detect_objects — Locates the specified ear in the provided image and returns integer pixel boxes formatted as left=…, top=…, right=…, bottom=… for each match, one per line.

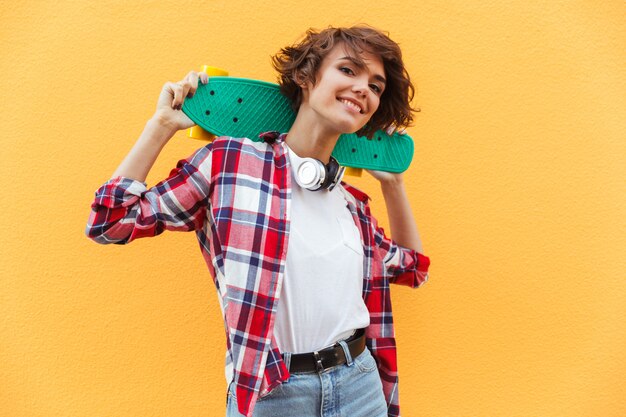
left=294, top=70, right=308, bottom=89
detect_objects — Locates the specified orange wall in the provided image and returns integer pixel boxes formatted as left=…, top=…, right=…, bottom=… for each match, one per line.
left=1, top=1, right=625, bottom=416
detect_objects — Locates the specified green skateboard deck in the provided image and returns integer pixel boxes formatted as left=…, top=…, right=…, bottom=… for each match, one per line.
left=182, top=76, right=414, bottom=173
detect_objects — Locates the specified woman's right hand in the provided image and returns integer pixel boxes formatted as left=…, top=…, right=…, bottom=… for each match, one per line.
left=153, top=70, right=209, bottom=132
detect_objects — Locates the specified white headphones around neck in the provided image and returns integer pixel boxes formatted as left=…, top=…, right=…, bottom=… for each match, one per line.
left=294, top=156, right=345, bottom=192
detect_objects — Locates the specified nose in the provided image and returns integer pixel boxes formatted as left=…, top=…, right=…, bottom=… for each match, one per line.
left=351, top=77, right=369, bottom=97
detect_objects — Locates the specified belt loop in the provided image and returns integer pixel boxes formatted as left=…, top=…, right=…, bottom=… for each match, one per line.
left=338, top=340, right=353, bottom=366
left=283, top=352, right=292, bottom=372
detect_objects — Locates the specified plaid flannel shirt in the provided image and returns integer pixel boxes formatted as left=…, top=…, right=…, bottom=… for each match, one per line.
left=86, top=132, right=430, bottom=417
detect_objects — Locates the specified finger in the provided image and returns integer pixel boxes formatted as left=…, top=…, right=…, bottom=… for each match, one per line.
left=192, top=72, right=209, bottom=87
left=166, top=81, right=180, bottom=108
left=179, top=80, right=192, bottom=99
left=385, top=126, right=395, bottom=135
left=172, top=80, right=193, bottom=110
left=172, top=81, right=185, bottom=110
left=398, top=128, right=407, bottom=135
left=188, top=73, right=210, bottom=103
left=185, top=71, right=200, bottom=96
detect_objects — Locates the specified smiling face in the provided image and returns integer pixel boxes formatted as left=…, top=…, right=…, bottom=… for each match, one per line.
left=299, top=43, right=387, bottom=135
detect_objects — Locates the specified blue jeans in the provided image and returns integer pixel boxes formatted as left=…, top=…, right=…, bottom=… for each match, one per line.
left=226, top=342, right=388, bottom=417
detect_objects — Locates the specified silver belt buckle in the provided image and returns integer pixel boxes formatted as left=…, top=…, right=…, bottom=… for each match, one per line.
left=313, top=350, right=324, bottom=372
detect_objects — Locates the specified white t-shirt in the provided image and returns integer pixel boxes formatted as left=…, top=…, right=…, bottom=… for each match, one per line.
left=272, top=145, right=370, bottom=354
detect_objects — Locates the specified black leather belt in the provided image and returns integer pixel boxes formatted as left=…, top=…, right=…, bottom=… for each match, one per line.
left=286, top=328, right=366, bottom=373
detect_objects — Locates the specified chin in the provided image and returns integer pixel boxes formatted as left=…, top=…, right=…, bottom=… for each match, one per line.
left=333, top=120, right=367, bottom=135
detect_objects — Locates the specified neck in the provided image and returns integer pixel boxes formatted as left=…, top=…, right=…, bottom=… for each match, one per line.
left=285, top=104, right=340, bottom=164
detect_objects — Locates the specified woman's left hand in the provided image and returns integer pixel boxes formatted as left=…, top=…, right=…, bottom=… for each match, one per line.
left=366, top=126, right=407, bottom=184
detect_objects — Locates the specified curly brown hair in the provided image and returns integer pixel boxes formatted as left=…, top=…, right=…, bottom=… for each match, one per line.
left=271, top=25, right=417, bottom=138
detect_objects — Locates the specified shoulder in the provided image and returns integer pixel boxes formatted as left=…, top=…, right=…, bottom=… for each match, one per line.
left=208, top=136, right=282, bottom=176
left=211, top=135, right=270, bottom=150
left=211, top=135, right=275, bottom=158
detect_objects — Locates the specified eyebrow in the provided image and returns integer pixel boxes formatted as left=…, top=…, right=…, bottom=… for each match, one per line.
left=338, top=56, right=387, bottom=86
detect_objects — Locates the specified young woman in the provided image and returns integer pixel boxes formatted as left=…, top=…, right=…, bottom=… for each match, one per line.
left=86, top=25, right=430, bottom=417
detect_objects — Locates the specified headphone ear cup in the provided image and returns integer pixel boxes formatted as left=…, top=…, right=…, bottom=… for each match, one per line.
left=320, top=157, right=337, bottom=190
left=295, top=157, right=325, bottom=191
left=321, top=157, right=344, bottom=191
left=294, top=156, right=344, bottom=191
left=327, top=157, right=339, bottom=179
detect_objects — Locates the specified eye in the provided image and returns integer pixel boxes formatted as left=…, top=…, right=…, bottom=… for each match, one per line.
left=339, top=66, right=355, bottom=75
left=369, top=84, right=382, bottom=94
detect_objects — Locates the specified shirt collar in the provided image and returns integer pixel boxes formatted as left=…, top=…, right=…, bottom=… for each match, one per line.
left=258, top=131, right=287, bottom=144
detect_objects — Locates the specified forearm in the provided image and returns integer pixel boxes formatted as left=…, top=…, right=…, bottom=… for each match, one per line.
left=380, top=178, right=424, bottom=254
left=111, top=115, right=177, bottom=182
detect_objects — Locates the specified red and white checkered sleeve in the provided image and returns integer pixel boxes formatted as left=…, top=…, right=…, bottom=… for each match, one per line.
left=368, top=205, right=430, bottom=288
left=85, top=143, right=213, bottom=244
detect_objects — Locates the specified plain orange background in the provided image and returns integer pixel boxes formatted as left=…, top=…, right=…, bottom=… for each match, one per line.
left=1, top=1, right=625, bottom=416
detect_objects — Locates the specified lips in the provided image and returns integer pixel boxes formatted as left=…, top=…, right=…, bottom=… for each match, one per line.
left=338, top=97, right=365, bottom=114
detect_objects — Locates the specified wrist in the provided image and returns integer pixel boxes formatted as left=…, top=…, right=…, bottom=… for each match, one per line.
left=147, top=113, right=178, bottom=144
left=380, top=175, right=404, bottom=188
left=380, top=177, right=406, bottom=198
